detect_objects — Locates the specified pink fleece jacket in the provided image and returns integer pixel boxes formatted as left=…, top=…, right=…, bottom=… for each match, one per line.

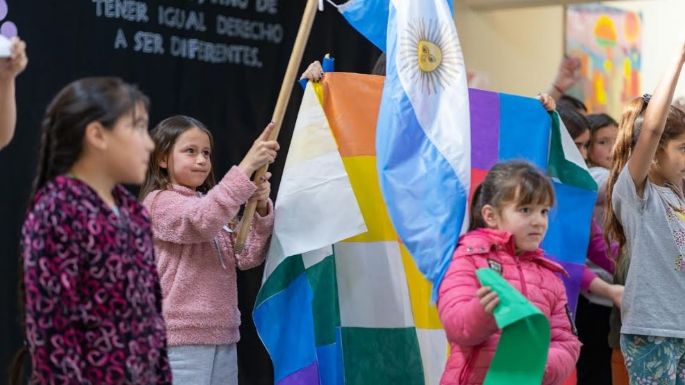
left=143, top=166, right=274, bottom=346
left=438, top=229, right=580, bottom=385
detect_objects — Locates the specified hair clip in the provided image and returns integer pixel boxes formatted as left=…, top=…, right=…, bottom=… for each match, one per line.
left=642, top=94, right=652, bottom=104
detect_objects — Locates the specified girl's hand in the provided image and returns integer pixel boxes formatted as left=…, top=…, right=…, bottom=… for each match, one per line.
left=239, top=123, right=280, bottom=176
left=538, top=93, right=556, bottom=112
left=476, top=286, right=500, bottom=314
left=252, top=172, right=272, bottom=215
left=0, top=37, right=27, bottom=80
left=607, top=284, right=624, bottom=309
left=300, top=60, right=324, bottom=82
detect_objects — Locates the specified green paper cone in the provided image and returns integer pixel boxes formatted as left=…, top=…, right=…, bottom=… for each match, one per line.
left=477, top=268, right=550, bottom=385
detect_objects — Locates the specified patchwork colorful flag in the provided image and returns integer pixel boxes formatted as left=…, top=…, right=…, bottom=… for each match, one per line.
left=255, top=77, right=448, bottom=385
left=254, top=72, right=596, bottom=384
left=469, top=89, right=598, bottom=313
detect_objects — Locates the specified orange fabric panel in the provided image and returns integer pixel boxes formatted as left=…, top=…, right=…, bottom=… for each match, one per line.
left=322, top=72, right=384, bottom=157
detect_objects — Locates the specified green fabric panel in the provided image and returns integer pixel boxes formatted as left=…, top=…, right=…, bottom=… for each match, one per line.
left=255, top=254, right=305, bottom=307
left=341, top=327, right=424, bottom=385
left=548, top=111, right=598, bottom=191
left=305, top=254, right=341, bottom=346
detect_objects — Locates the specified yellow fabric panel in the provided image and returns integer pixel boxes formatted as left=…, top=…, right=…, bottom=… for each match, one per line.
left=400, top=243, right=443, bottom=329
left=340, top=156, right=398, bottom=243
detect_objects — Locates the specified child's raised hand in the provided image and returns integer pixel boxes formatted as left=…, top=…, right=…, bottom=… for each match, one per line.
left=553, top=56, right=581, bottom=94
left=0, top=37, right=27, bottom=80
left=300, top=60, right=324, bottom=83
left=538, top=93, right=556, bottom=112
left=476, top=286, right=500, bottom=314
left=252, top=172, right=272, bottom=214
left=239, top=122, right=280, bottom=176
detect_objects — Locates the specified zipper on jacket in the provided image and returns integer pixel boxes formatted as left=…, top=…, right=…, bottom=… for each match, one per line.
left=515, top=258, right=528, bottom=296
left=213, top=237, right=228, bottom=270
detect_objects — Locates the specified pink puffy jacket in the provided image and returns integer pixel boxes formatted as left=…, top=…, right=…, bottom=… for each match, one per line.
left=437, top=229, right=580, bottom=385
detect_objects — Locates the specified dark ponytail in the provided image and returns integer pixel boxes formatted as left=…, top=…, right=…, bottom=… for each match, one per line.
left=10, top=77, right=149, bottom=385
left=31, top=77, right=149, bottom=195
left=468, top=184, right=486, bottom=231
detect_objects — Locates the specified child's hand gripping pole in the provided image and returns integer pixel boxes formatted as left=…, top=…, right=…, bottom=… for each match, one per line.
left=234, top=0, right=320, bottom=253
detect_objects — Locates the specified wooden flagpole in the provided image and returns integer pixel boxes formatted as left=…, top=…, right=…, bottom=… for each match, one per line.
left=234, top=0, right=319, bottom=253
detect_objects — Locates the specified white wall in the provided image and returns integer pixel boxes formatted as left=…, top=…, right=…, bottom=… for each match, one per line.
left=455, top=0, right=685, bottom=98
left=454, top=3, right=564, bottom=96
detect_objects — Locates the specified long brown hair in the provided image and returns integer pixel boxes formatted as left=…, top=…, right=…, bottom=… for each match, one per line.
left=604, top=96, right=685, bottom=257
left=11, top=77, right=149, bottom=385
left=469, top=161, right=555, bottom=231
left=139, top=115, right=216, bottom=199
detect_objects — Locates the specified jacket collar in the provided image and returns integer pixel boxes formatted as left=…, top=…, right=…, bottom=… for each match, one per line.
left=459, top=228, right=567, bottom=275
left=52, top=175, right=131, bottom=205
left=169, top=183, right=201, bottom=196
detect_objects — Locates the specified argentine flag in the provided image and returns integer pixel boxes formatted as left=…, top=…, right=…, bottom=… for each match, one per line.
left=376, top=0, right=470, bottom=298
left=336, top=0, right=454, bottom=51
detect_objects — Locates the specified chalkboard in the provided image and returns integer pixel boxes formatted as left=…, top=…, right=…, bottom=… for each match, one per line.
left=0, top=1, right=380, bottom=383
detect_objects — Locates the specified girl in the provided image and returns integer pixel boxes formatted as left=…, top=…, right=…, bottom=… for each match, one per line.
left=587, top=113, right=619, bottom=188
left=587, top=113, right=619, bottom=225
left=605, top=47, right=685, bottom=384
left=558, top=106, right=621, bottom=385
left=556, top=106, right=621, bottom=302
left=14, top=77, right=170, bottom=384
left=586, top=112, right=626, bottom=385
left=559, top=106, right=591, bottom=159
left=140, top=115, right=277, bottom=385
left=437, top=161, right=581, bottom=385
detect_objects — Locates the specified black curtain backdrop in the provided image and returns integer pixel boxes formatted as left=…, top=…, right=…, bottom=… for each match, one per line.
left=0, top=1, right=380, bottom=383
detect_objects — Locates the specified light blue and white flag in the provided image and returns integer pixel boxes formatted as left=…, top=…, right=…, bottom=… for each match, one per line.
left=334, top=0, right=453, bottom=52
left=376, top=0, right=470, bottom=299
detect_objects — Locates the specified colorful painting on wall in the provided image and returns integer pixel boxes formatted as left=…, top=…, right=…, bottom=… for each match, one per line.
left=566, top=4, right=642, bottom=118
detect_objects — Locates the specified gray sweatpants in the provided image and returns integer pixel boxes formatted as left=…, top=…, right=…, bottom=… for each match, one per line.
left=168, top=344, right=238, bottom=385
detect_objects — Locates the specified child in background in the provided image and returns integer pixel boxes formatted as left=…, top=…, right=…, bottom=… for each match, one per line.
left=587, top=113, right=619, bottom=189
left=558, top=106, right=591, bottom=158
left=586, top=112, right=627, bottom=385
left=605, top=46, right=685, bottom=384
left=557, top=107, right=622, bottom=304
left=14, top=77, right=170, bottom=385
left=587, top=113, right=619, bottom=238
left=558, top=106, right=622, bottom=385
left=438, top=161, right=581, bottom=385
left=140, top=115, right=278, bottom=385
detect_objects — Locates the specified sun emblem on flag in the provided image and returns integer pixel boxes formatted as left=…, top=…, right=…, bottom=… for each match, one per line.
left=399, top=17, right=462, bottom=95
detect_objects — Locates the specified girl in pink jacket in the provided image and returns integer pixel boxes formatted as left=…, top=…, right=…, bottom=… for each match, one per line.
left=437, top=161, right=581, bottom=385
left=140, top=115, right=279, bottom=385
